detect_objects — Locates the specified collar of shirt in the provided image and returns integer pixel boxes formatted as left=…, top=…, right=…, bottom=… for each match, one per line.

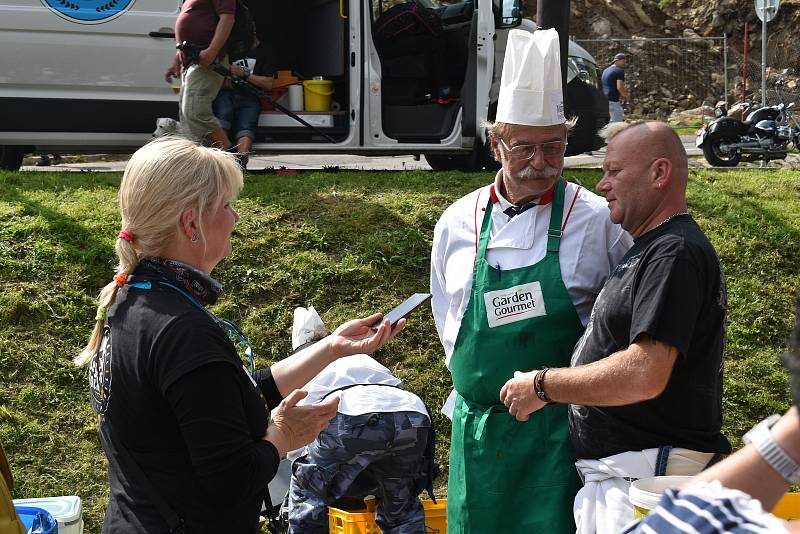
left=489, top=179, right=556, bottom=214
left=484, top=173, right=558, bottom=250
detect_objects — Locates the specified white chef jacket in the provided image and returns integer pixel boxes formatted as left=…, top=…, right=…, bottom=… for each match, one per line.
left=297, top=354, right=428, bottom=417
left=430, top=173, right=633, bottom=371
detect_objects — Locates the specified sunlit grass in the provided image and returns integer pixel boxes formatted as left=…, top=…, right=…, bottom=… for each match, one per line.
left=1, top=167, right=797, bottom=531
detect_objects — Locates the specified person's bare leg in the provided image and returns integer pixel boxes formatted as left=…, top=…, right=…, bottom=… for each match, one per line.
left=237, top=137, right=253, bottom=154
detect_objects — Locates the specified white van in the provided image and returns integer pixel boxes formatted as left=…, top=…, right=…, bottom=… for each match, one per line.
left=0, top=0, right=608, bottom=171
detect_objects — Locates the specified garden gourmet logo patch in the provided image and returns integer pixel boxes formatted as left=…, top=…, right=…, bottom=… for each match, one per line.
left=41, top=0, right=136, bottom=24
left=484, top=281, right=546, bottom=328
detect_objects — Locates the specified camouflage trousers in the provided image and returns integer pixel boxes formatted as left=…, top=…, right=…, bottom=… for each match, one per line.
left=288, top=411, right=430, bottom=534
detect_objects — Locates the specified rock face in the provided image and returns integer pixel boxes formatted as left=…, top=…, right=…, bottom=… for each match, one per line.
left=525, top=0, right=800, bottom=120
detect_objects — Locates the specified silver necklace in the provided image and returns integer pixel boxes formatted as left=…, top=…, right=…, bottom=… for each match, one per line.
left=651, top=211, right=690, bottom=232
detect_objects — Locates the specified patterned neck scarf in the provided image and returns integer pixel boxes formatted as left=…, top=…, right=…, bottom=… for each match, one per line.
left=136, top=257, right=223, bottom=306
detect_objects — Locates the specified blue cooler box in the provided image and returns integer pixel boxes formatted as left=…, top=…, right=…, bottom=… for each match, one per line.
left=13, top=506, right=57, bottom=533
left=13, top=496, right=82, bottom=534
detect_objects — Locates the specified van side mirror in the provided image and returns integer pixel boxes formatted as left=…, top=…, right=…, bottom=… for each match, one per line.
left=495, top=0, right=522, bottom=29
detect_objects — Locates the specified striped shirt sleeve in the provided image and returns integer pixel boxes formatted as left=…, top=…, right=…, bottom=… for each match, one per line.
left=621, top=481, right=789, bottom=534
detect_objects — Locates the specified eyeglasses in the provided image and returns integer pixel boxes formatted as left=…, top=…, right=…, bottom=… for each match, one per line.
left=499, top=138, right=566, bottom=161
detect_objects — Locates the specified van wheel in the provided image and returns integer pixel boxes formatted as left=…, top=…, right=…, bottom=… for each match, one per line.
left=0, top=146, right=26, bottom=170
left=424, top=138, right=498, bottom=172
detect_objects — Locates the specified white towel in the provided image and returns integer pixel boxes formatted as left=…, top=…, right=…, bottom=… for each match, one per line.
left=574, top=449, right=659, bottom=534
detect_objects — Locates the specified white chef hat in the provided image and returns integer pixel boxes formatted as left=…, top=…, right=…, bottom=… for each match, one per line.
left=496, top=28, right=565, bottom=127
left=291, top=305, right=328, bottom=351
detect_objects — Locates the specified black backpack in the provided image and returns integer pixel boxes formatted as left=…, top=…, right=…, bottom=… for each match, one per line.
left=374, top=2, right=443, bottom=47
left=227, top=0, right=257, bottom=59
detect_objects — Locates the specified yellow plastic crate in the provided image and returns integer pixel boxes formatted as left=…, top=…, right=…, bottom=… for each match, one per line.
left=328, top=498, right=446, bottom=534
left=773, top=492, right=800, bottom=521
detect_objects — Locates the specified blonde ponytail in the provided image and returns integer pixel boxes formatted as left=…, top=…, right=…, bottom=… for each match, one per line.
left=74, top=238, right=140, bottom=366
left=75, top=137, right=243, bottom=366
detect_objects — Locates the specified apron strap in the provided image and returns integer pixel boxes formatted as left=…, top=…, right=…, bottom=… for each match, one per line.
left=546, top=178, right=567, bottom=253
left=458, top=394, right=507, bottom=441
left=475, top=195, right=495, bottom=273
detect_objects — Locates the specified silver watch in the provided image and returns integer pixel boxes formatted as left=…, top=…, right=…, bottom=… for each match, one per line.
left=742, top=414, right=800, bottom=484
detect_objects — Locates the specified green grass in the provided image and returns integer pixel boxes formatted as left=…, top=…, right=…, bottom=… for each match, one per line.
left=674, top=126, right=702, bottom=136
left=1, top=168, right=798, bottom=532
left=671, top=120, right=704, bottom=136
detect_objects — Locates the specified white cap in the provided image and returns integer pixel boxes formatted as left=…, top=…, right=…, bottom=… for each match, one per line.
left=496, top=28, right=565, bottom=127
left=292, top=305, right=328, bottom=350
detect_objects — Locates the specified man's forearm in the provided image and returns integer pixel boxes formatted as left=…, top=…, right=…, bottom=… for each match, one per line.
left=547, top=340, right=677, bottom=406
left=247, top=74, right=273, bottom=91
left=618, top=82, right=629, bottom=100
left=206, top=13, right=234, bottom=56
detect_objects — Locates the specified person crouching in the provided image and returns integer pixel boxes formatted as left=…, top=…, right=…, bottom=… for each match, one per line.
left=288, top=306, right=434, bottom=534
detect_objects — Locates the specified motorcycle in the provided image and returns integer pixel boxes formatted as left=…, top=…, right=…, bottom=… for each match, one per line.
left=696, top=69, right=800, bottom=167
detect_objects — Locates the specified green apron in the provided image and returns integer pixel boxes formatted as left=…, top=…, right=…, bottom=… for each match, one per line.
left=447, top=178, right=583, bottom=533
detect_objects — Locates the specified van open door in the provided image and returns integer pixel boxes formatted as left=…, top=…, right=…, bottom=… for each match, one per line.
left=246, top=0, right=359, bottom=149
left=364, top=0, right=510, bottom=169
left=422, top=0, right=520, bottom=171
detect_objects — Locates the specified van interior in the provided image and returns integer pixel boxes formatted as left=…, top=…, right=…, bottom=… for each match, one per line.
left=243, top=0, right=351, bottom=143
left=371, top=0, right=473, bottom=142
left=243, top=0, right=475, bottom=145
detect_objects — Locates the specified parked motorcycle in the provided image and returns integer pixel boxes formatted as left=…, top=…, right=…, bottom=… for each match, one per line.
left=696, top=69, right=800, bottom=167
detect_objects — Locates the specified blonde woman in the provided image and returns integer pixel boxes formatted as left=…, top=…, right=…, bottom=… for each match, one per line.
left=77, top=137, right=403, bottom=534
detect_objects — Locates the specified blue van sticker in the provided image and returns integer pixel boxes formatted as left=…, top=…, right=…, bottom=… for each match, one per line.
left=41, top=0, right=136, bottom=24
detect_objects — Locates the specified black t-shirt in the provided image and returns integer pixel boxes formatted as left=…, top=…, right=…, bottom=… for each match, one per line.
left=231, top=42, right=277, bottom=77
left=90, top=281, right=283, bottom=533
left=601, top=65, right=625, bottom=102
left=568, top=215, right=732, bottom=460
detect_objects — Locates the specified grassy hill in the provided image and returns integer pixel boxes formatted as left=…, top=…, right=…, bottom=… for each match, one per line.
left=1, top=168, right=798, bottom=532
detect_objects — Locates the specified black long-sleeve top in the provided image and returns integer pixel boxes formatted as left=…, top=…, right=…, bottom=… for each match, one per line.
left=91, top=282, right=284, bottom=533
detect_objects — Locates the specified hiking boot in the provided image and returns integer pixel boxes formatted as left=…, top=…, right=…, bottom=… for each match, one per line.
left=35, top=155, right=51, bottom=166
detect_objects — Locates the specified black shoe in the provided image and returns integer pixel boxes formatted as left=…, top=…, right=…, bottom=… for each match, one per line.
left=35, top=155, right=51, bottom=167
left=235, top=152, right=249, bottom=171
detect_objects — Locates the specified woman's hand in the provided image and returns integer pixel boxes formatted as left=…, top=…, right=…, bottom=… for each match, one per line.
left=264, top=389, right=339, bottom=456
left=326, top=313, right=405, bottom=359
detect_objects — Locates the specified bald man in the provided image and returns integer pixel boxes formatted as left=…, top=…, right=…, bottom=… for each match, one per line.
left=499, top=121, right=731, bottom=534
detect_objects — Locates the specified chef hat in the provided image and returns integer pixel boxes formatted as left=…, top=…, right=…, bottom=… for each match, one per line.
left=496, top=28, right=565, bottom=127
left=292, top=305, right=328, bottom=351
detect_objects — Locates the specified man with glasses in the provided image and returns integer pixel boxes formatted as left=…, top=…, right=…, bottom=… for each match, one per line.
left=429, top=29, right=632, bottom=533
left=500, top=121, right=731, bottom=534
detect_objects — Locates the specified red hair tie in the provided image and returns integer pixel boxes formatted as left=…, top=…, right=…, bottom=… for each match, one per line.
left=113, top=273, right=128, bottom=288
left=118, top=230, right=134, bottom=242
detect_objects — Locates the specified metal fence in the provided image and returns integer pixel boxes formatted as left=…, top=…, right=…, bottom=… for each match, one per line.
left=727, top=25, right=800, bottom=111
left=575, top=36, right=727, bottom=121
left=575, top=34, right=800, bottom=122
